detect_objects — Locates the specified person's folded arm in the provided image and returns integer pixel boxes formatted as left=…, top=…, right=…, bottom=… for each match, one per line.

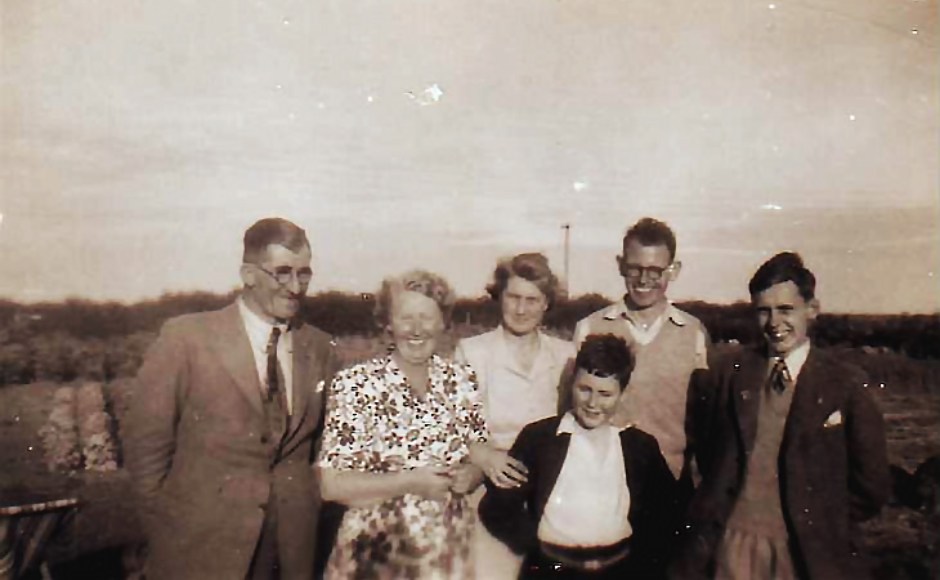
left=477, top=424, right=538, bottom=555
left=320, top=466, right=451, bottom=508
left=468, top=443, right=529, bottom=489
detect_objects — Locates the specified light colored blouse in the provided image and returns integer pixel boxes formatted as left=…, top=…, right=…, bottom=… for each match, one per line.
left=455, top=327, right=575, bottom=450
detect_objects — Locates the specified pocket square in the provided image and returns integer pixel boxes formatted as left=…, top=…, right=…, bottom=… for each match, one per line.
left=824, top=410, right=843, bottom=428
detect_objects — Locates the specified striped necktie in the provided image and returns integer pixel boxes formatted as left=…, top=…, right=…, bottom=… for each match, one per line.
left=767, top=356, right=792, bottom=394
left=266, top=327, right=289, bottom=416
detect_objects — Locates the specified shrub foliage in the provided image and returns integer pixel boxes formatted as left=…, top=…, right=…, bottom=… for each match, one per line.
left=0, top=292, right=937, bottom=387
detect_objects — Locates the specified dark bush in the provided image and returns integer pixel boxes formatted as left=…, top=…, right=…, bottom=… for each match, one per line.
left=0, top=292, right=937, bottom=386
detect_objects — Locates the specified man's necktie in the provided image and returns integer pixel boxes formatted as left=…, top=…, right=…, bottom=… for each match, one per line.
left=768, top=356, right=792, bottom=394
left=266, top=327, right=289, bottom=418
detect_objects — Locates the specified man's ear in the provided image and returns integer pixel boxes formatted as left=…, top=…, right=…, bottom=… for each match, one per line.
left=807, top=298, right=820, bottom=321
left=239, top=264, right=256, bottom=288
left=667, top=260, right=683, bottom=281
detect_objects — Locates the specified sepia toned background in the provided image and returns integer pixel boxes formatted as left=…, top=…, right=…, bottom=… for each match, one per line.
left=2, top=0, right=937, bottom=314
left=1, top=2, right=939, bottom=578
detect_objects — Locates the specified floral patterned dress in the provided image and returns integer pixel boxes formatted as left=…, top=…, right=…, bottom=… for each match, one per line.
left=318, top=354, right=488, bottom=580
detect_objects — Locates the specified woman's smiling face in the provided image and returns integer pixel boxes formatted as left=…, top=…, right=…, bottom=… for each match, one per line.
left=388, top=290, right=444, bottom=366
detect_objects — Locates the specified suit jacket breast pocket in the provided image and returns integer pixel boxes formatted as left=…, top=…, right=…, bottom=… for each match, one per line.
left=811, top=418, right=848, bottom=472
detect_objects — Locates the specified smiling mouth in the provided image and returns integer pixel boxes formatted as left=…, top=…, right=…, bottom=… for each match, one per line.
left=768, top=329, right=790, bottom=341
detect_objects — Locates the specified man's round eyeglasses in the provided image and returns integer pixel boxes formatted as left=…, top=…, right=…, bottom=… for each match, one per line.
left=621, top=263, right=673, bottom=282
left=255, top=265, right=313, bottom=286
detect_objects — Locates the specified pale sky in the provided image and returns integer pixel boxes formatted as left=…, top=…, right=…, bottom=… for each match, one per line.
left=2, top=0, right=938, bottom=314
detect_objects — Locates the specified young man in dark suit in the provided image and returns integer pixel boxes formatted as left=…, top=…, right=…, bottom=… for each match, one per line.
left=125, top=218, right=339, bottom=580
left=672, top=252, right=890, bottom=580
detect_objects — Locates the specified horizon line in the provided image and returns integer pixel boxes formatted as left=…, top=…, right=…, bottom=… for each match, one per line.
left=1, top=290, right=937, bottom=317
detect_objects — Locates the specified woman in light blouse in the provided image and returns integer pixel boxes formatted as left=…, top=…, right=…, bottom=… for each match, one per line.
left=455, top=253, right=575, bottom=579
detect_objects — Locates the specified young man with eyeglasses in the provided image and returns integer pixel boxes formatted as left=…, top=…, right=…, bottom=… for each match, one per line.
left=573, top=217, right=710, bottom=487
left=125, top=217, right=339, bottom=580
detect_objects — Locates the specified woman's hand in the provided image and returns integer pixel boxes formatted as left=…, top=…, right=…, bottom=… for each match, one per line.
left=481, top=448, right=529, bottom=489
left=447, top=463, right=484, bottom=495
left=409, top=466, right=453, bottom=501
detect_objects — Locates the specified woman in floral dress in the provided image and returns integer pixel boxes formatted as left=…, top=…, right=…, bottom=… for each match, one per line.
left=318, top=270, right=488, bottom=580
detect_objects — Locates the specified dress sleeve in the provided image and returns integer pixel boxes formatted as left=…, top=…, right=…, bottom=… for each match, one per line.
left=453, top=362, right=489, bottom=446
left=317, top=365, right=373, bottom=471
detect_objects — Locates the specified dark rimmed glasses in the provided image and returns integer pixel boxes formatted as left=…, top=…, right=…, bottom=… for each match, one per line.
left=255, top=265, right=314, bottom=286
left=619, top=263, right=675, bottom=282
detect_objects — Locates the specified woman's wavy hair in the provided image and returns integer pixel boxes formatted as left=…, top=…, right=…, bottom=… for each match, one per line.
left=373, top=269, right=457, bottom=328
left=485, top=252, right=562, bottom=310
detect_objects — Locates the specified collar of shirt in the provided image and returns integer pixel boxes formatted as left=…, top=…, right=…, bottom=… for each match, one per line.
left=556, top=411, right=630, bottom=436
left=600, top=299, right=687, bottom=345
left=601, top=298, right=688, bottom=328
left=237, top=297, right=292, bottom=355
left=775, top=340, right=811, bottom=383
left=494, top=326, right=563, bottom=378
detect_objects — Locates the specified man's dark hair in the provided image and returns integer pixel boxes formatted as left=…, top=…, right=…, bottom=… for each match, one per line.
left=242, top=218, right=309, bottom=263
left=748, top=252, right=816, bottom=301
left=575, top=334, right=635, bottom=390
left=622, top=217, right=677, bottom=261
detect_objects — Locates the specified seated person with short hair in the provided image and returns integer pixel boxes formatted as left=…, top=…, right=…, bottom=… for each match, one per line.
left=479, top=334, right=677, bottom=579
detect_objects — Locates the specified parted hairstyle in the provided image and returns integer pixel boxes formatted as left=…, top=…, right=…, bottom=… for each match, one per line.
left=242, top=218, right=309, bottom=263
left=622, top=217, right=678, bottom=261
left=748, top=252, right=816, bottom=301
left=374, top=269, right=457, bottom=328
left=575, top=334, right=635, bottom=390
left=485, top=252, right=562, bottom=309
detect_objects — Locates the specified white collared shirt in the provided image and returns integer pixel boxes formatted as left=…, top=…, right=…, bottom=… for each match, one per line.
left=777, top=340, right=811, bottom=384
left=238, top=298, right=294, bottom=414
left=574, top=300, right=708, bottom=368
left=537, top=413, right=633, bottom=547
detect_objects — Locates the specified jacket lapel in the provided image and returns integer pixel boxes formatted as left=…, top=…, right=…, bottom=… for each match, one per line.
left=781, top=346, right=824, bottom=456
left=287, top=325, right=314, bottom=433
left=732, top=349, right=766, bottom=454
left=211, top=303, right=264, bottom=415
left=537, top=428, right=572, bottom=515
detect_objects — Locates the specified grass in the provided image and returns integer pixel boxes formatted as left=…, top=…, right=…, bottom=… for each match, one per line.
left=2, top=345, right=938, bottom=578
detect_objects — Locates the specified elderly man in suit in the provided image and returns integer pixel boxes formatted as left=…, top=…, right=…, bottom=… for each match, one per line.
left=671, top=252, right=890, bottom=580
left=125, top=218, right=339, bottom=580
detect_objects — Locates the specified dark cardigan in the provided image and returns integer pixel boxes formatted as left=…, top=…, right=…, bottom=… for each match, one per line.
left=479, top=416, right=679, bottom=578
